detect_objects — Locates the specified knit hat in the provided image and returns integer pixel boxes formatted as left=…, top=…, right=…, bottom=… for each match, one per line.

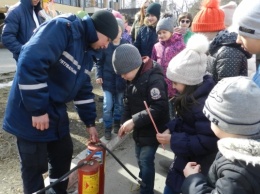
left=112, top=10, right=123, bottom=19
left=116, top=18, right=125, bottom=33
left=156, top=16, right=174, bottom=33
left=233, top=0, right=260, bottom=39
left=220, top=1, right=237, bottom=28
left=203, top=76, right=260, bottom=137
left=166, top=33, right=209, bottom=85
left=192, top=0, right=225, bottom=32
left=91, top=10, right=118, bottom=40
left=112, top=44, right=142, bottom=75
left=146, top=3, right=161, bottom=20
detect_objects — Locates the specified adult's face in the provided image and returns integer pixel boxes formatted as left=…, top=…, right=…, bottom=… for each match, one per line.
left=31, top=0, right=40, bottom=6
left=90, top=32, right=111, bottom=50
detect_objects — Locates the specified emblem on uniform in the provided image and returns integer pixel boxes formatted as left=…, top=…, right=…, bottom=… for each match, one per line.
left=150, top=88, right=161, bottom=100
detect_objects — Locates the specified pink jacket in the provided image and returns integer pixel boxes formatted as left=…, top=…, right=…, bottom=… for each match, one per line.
left=151, top=33, right=185, bottom=97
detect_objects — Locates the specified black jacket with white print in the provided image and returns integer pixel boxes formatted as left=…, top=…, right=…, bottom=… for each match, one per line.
left=121, top=57, right=169, bottom=146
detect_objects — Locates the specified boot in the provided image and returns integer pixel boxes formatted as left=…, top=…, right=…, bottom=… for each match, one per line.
left=105, top=128, right=112, bottom=140
left=113, top=120, right=120, bottom=134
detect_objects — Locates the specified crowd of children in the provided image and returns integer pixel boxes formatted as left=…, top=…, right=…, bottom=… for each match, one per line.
left=2, top=0, right=260, bottom=193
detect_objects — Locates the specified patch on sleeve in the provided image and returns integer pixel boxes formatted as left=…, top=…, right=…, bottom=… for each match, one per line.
left=150, top=88, right=161, bottom=100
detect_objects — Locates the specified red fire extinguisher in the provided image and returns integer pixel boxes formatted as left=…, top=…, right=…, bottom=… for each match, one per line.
left=78, top=142, right=106, bottom=194
left=78, top=158, right=100, bottom=194
left=87, top=142, right=106, bottom=194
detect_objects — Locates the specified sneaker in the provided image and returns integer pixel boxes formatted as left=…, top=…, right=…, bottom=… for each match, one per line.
left=105, top=128, right=112, bottom=140
left=159, top=159, right=172, bottom=172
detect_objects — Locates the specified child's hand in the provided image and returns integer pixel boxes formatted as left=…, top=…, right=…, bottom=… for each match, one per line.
left=118, top=119, right=134, bottom=138
left=183, top=162, right=201, bottom=177
left=156, top=133, right=171, bottom=144
left=96, top=78, right=103, bottom=85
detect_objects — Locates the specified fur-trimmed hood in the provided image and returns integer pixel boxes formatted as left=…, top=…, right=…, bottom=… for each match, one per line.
left=218, top=138, right=260, bottom=166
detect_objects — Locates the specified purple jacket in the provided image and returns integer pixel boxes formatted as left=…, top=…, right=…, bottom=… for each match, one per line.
left=151, top=33, right=185, bottom=97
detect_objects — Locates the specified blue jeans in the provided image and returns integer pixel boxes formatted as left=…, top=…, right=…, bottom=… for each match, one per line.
left=164, top=185, right=181, bottom=194
left=135, top=144, right=158, bottom=194
left=103, top=90, right=124, bottom=129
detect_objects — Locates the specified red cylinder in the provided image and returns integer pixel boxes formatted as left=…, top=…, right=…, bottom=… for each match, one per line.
left=78, top=159, right=100, bottom=194
left=87, top=143, right=106, bottom=194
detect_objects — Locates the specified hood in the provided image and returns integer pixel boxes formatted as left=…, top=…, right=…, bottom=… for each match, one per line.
left=189, top=75, right=215, bottom=101
left=218, top=138, right=260, bottom=166
left=21, top=0, right=41, bottom=13
left=209, top=30, right=251, bottom=58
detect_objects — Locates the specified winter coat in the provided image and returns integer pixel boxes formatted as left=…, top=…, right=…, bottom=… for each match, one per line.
left=151, top=33, right=185, bottom=97
left=2, top=0, right=42, bottom=61
left=96, top=39, right=128, bottom=94
left=182, top=138, right=260, bottom=194
left=207, top=30, right=251, bottom=83
left=3, top=15, right=98, bottom=142
left=134, top=24, right=158, bottom=57
left=165, top=75, right=218, bottom=192
left=122, top=57, right=169, bottom=146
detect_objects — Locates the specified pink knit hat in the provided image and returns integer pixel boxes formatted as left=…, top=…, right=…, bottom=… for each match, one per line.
left=220, top=1, right=237, bottom=27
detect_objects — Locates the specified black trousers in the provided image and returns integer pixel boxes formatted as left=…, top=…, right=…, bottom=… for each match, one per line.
left=16, top=134, right=73, bottom=194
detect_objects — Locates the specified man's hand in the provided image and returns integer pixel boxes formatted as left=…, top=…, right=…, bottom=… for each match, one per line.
left=118, top=119, right=134, bottom=138
left=183, top=162, right=201, bottom=177
left=156, top=133, right=171, bottom=144
left=32, top=113, right=49, bottom=131
left=87, top=126, right=98, bottom=142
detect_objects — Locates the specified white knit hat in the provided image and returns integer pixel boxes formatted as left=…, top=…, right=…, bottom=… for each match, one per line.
left=166, top=33, right=209, bottom=85
left=220, top=1, right=237, bottom=28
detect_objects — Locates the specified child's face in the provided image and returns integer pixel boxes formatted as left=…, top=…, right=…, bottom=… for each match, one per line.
left=236, top=34, right=260, bottom=54
left=121, top=68, right=139, bottom=81
left=147, top=14, right=158, bottom=26
left=211, top=123, right=242, bottom=139
left=113, top=25, right=122, bottom=42
left=158, top=30, right=172, bottom=42
left=172, top=82, right=185, bottom=93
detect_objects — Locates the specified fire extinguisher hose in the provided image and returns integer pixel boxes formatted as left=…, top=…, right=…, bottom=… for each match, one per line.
left=32, top=151, right=96, bottom=194
left=98, top=143, right=146, bottom=188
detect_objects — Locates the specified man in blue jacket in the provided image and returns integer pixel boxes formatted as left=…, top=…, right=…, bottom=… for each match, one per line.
left=2, top=10, right=118, bottom=194
left=2, top=0, right=43, bottom=61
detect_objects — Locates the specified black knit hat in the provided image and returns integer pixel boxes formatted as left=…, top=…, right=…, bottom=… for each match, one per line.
left=146, top=3, right=161, bottom=20
left=91, top=10, right=118, bottom=41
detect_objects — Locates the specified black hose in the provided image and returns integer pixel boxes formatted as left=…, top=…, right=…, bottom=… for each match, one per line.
left=99, top=143, right=146, bottom=188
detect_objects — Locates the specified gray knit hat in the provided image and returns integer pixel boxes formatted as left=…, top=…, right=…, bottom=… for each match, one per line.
left=116, top=18, right=125, bottom=33
left=166, top=33, right=209, bottom=85
left=203, top=76, right=260, bottom=137
left=156, top=16, right=174, bottom=33
left=233, top=0, right=260, bottom=39
left=112, top=44, right=142, bottom=75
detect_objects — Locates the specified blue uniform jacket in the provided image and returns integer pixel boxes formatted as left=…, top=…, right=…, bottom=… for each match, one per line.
left=3, top=14, right=98, bottom=142
left=2, top=0, right=42, bottom=61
